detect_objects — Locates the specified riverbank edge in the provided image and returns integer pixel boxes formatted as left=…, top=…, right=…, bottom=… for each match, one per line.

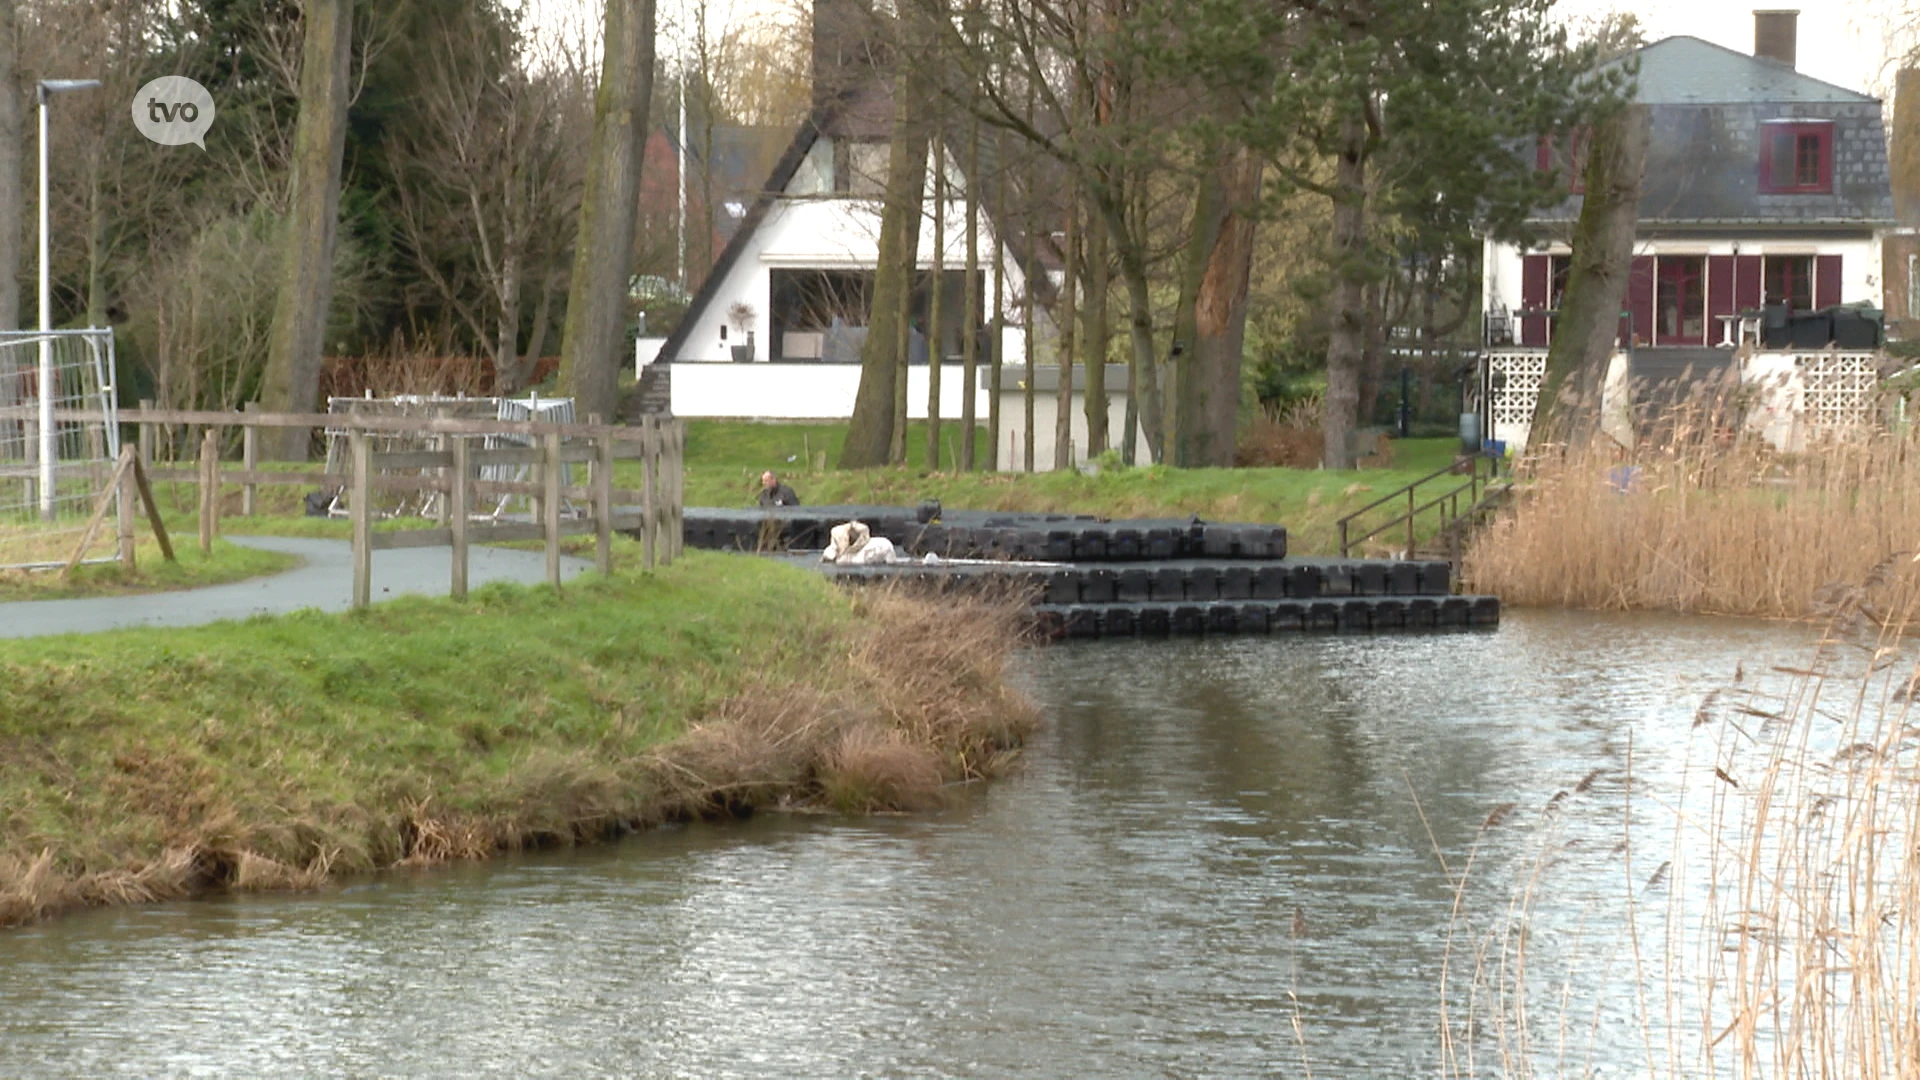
left=0, top=551, right=1040, bottom=928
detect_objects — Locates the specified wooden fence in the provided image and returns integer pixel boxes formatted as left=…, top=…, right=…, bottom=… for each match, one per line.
left=91, top=406, right=685, bottom=608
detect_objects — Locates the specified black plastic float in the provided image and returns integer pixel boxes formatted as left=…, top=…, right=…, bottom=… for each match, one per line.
left=663, top=506, right=1501, bottom=638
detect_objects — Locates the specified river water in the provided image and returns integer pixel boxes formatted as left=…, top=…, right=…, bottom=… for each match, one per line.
left=0, top=611, right=1834, bottom=1078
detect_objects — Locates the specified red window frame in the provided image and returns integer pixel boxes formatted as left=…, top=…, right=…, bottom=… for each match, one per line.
left=1535, top=128, right=1592, bottom=194
left=1759, top=121, right=1833, bottom=195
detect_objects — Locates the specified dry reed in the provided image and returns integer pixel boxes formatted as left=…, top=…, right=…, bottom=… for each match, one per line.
left=1427, top=564, right=1920, bottom=1078
left=1464, top=400, right=1920, bottom=620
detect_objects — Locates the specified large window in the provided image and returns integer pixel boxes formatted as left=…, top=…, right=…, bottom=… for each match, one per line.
left=1759, top=121, right=1833, bottom=194
left=1764, top=255, right=1814, bottom=310
left=1656, top=256, right=1706, bottom=345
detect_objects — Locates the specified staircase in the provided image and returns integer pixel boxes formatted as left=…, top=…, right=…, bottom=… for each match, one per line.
left=624, top=363, right=673, bottom=422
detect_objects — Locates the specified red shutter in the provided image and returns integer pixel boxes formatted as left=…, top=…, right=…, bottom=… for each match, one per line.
left=1707, top=255, right=1735, bottom=342
left=1733, top=255, right=1764, bottom=311
left=1520, top=254, right=1550, bottom=347
left=1624, top=257, right=1656, bottom=347
left=1815, top=254, right=1843, bottom=308
left=1535, top=136, right=1551, bottom=173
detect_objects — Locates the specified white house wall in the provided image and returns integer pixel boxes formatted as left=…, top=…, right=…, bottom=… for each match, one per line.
left=672, top=142, right=1046, bottom=366
left=1484, top=235, right=1884, bottom=318
left=995, top=391, right=1154, bottom=471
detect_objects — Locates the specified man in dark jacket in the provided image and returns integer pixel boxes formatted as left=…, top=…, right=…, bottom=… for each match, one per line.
left=758, top=471, right=800, bottom=507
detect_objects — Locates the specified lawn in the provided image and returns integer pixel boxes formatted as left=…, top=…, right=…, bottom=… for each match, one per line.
left=677, top=420, right=1474, bottom=555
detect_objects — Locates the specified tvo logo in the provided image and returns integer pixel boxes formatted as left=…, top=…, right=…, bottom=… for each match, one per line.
left=131, top=76, right=214, bottom=149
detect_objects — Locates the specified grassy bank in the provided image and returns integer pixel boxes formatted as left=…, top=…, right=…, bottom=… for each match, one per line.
left=1463, top=424, right=1920, bottom=619
left=0, top=551, right=1037, bottom=926
left=0, top=539, right=298, bottom=601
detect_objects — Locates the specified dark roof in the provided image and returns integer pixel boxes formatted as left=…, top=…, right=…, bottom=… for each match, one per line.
left=1528, top=38, right=1895, bottom=230
left=1614, top=37, right=1877, bottom=106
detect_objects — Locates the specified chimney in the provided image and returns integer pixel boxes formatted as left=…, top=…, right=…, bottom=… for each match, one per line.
left=1895, top=69, right=1920, bottom=224
left=1754, top=10, right=1798, bottom=69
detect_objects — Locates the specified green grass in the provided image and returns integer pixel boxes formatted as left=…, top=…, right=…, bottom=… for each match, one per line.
left=0, top=548, right=857, bottom=909
left=678, top=422, right=1471, bottom=554
left=0, top=539, right=299, bottom=602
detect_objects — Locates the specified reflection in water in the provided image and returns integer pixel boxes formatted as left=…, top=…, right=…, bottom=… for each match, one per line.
left=0, top=611, right=1818, bottom=1078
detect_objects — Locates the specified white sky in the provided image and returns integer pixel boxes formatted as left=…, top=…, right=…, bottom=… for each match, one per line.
left=1556, top=0, right=1913, bottom=97
left=521, top=0, right=1916, bottom=100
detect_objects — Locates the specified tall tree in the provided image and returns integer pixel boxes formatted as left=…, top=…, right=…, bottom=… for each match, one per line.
left=1169, top=0, right=1609, bottom=467
left=0, top=0, right=18, bottom=331
left=558, top=0, right=656, bottom=423
left=841, top=8, right=931, bottom=468
left=1168, top=135, right=1262, bottom=467
left=259, top=0, right=353, bottom=458
left=1535, top=103, right=1650, bottom=446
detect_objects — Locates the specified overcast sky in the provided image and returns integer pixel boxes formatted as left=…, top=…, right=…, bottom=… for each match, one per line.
left=1557, top=0, right=1912, bottom=96
left=519, top=0, right=1915, bottom=100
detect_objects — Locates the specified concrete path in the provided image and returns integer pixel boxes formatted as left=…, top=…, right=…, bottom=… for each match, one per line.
left=0, top=536, right=593, bottom=640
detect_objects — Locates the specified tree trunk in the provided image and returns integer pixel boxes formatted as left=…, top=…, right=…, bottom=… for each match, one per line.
left=1536, top=104, right=1650, bottom=447
left=987, top=164, right=1004, bottom=471
left=494, top=252, right=522, bottom=394
left=558, top=0, right=656, bottom=425
left=258, top=0, right=353, bottom=459
left=1082, top=206, right=1109, bottom=458
left=0, top=0, right=17, bottom=331
left=1322, top=113, right=1368, bottom=470
left=1102, top=192, right=1165, bottom=465
left=1021, top=201, right=1035, bottom=473
left=1170, top=144, right=1262, bottom=468
left=841, top=56, right=930, bottom=468
left=85, top=151, right=105, bottom=328
left=1053, top=195, right=1076, bottom=470
left=1357, top=281, right=1387, bottom=430
left=925, top=140, right=944, bottom=469
left=515, top=271, right=556, bottom=392
left=960, top=112, right=979, bottom=471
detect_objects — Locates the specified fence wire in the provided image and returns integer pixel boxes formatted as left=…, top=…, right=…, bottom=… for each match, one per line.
left=0, top=330, right=120, bottom=570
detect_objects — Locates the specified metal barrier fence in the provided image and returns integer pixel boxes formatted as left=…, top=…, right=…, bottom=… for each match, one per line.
left=0, top=329, right=120, bottom=570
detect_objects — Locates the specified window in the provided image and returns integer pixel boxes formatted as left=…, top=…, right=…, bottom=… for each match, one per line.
left=1549, top=254, right=1572, bottom=310
left=834, top=139, right=889, bottom=196
left=1764, top=255, right=1813, bottom=310
left=1759, top=121, right=1833, bottom=194
left=1535, top=129, right=1591, bottom=194
left=1656, top=256, right=1706, bottom=345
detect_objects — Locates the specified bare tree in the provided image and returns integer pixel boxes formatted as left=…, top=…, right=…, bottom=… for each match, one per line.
left=391, top=11, right=586, bottom=392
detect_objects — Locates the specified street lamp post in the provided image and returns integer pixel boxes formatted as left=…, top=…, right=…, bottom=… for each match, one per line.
left=36, top=77, right=101, bottom=520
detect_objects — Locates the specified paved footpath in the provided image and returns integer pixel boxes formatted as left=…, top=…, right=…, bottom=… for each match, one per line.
left=0, top=536, right=593, bottom=640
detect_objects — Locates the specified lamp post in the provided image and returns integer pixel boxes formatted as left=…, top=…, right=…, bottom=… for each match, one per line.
left=36, top=77, right=101, bottom=520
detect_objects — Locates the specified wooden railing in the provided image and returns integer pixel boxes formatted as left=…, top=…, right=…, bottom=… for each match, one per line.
left=69, top=406, right=686, bottom=608
left=1336, top=453, right=1505, bottom=560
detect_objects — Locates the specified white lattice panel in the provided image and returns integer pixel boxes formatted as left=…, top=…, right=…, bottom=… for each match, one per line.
left=1488, top=350, right=1547, bottom=431
left=1797, top=351, right=1877, bottom=433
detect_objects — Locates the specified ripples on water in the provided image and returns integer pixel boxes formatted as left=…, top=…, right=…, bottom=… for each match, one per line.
left=0, top=611, right=1826, bottom=1078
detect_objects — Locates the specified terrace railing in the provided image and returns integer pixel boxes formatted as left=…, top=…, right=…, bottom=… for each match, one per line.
left=1336, top=453, right=1507, bottom=561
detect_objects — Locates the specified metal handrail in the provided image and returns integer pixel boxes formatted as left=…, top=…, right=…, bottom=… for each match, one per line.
left=1337, top=453, right=1500, bottom=558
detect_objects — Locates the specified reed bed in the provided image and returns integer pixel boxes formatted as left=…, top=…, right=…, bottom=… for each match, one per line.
left=1428, top=567, right=1920, bottom=1078
left=1463, top=405, right=1920, bottom=619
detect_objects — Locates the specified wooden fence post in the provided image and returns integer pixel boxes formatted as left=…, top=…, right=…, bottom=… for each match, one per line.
left=242, top=402, right=259, bottom=516
left=137, top=399, right=154, bottom=468
left=131, top=457, right=175, bottom=563
left=593, top=427, right=613, bottom=577
left=450, top=435, right=470, bottom=600
left=351, top=430, right=371, bottom=609
left=117, top=444, right=136, bottom=570
left=198, top=427, right=218, bottom=554
left=640, top=417, right=657, bottom=571
left=543, top=429, right=562, bottom=589
left=668, top=421, right=685, bottom=561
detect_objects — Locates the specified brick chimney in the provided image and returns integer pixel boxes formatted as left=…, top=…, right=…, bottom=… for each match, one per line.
left=1754, top=10, right=1798, bottom=69
left=1895, top=69, right=1920, bottom=224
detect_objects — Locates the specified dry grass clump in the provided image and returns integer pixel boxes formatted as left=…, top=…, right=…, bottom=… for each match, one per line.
left=1463, top=404, right=1920, bottom=619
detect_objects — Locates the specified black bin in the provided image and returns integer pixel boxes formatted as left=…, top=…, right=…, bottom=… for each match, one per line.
left=1789, top=311, right=1833, bottom=349
left=1832, top=307, right=1884, bottom=349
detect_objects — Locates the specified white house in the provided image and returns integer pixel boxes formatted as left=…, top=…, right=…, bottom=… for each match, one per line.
left=1478, top=12, right=1894, bottom=452
left=646, top=0, right=1149, bottom=469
